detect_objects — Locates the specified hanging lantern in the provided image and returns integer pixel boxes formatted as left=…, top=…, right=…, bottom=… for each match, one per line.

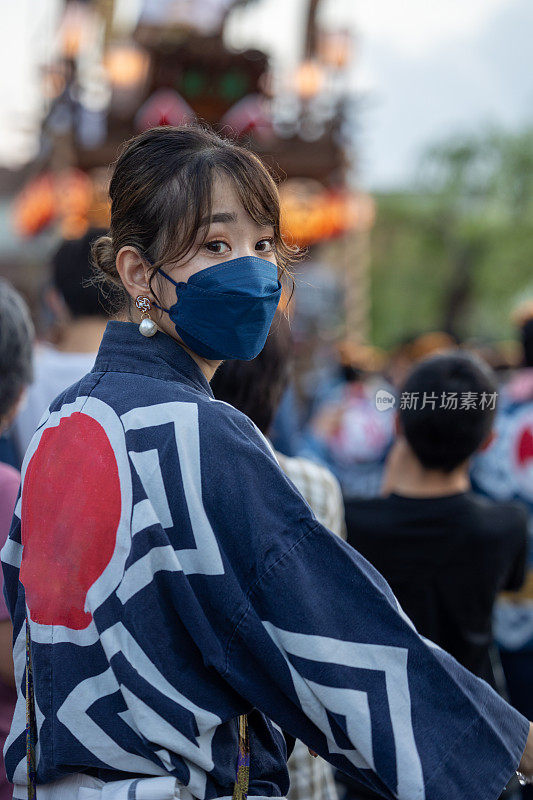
left=318, top=30, right=353, bottom=70
left=104, top=43, right=150, bottom=91
left=219, top=94, right=273, bottom=142
left=292, top=60, right=325, bottom=100
left=135, top=89, right=196, bottom=131
left=12, top=170, right=93, bottom=239
left=279, top=179, right=375, bottom=247
left=57, top=1, right=98, bottom=60
left=13, top=174, right=55, bottom=238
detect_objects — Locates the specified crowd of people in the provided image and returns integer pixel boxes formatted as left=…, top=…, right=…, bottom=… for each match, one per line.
left=0, top=125, right=532, bottom=800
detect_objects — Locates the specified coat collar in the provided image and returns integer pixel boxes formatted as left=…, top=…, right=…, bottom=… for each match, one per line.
left=93, top=321, right=213, bottom=397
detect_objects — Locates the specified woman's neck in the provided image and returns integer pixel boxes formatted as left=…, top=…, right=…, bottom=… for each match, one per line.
left=178, top=342, right=221, bottom=383
left=119, top=315, right=221, bottom=382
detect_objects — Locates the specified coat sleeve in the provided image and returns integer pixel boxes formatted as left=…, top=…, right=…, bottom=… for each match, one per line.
left=198, top=401, right=530, bottom=800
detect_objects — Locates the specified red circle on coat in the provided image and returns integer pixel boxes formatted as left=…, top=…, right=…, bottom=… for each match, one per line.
left=20, top=412, right=121, bottom=629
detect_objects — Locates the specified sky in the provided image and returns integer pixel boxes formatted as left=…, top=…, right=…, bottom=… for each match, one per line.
left=226, top=0, right=533, bottom=189
left=0, top=0, right=62, bottom=168
left=2, top=0, right=533, bottom=189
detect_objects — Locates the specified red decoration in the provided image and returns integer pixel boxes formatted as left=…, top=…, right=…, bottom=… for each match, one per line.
left=135, top=89, right=195, bottom=132
left=21, top=413, right=121, bottom=630
left=517, top=427, right=533, bottom=467
left=219, top=94, right=273, bottom=142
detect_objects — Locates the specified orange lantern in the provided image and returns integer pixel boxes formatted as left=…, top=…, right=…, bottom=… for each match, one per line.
left=293, top=60, right=325, bottom=100
left=12, top=169, right=93, bottom=239
left=279, top=179, right=375, bottom=247
left=13, top=174, right=55, bottom=237
left=104, top=43, right=150, bottom=91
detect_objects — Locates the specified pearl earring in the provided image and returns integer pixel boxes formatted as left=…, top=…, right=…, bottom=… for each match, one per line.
left=135, top=295, right=157, bottom=337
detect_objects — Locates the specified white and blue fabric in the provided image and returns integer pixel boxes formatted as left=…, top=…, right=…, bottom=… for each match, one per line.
left=2, top=322, right=529, bottom=800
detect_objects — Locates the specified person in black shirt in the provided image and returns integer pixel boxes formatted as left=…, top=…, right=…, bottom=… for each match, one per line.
left=340, top=351, right=529, bottom=800
left=345, top=351, right=528, bottom=689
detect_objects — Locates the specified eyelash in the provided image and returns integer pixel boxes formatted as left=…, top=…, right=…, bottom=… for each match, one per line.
left=204, top=238, right=275, bottom=254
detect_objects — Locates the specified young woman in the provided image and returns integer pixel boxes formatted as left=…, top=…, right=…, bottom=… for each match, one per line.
left=2, top=126, right=532, bottom=800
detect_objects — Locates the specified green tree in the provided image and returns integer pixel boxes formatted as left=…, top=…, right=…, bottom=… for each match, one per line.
left=370, top=128, right=533, bottom=348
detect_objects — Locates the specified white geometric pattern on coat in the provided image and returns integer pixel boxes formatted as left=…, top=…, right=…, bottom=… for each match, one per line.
left=263, top=623, right=425, bottom=800
left=121, top=402, right=224, bottom=576
left=56, top=622, right=221, bottom=799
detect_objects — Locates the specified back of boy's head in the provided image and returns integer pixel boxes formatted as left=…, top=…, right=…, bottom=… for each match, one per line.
left=398, top=350, right=497, bottom=472
left=52, top=228, right=108, bottom=318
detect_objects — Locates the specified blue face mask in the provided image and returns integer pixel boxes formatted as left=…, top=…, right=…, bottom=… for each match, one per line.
left=155, top=256, right=282, bottom=361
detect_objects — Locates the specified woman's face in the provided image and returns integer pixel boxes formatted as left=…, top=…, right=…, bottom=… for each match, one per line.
left=152, top=172, right=277, bottom=348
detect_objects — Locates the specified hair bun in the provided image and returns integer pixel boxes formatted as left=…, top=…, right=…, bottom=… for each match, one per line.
left=91, top=235, right=121, bottom=286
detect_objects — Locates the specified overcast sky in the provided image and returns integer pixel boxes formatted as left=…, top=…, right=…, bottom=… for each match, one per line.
left=226, top=0, right=533, bottom=189
left=2, top=0, right=533, bottom=189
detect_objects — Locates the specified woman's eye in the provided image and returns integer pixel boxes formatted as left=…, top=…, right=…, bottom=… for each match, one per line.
left=256, top=238, right=275, bottom=253
left=205, top=240, right=230, bottom=254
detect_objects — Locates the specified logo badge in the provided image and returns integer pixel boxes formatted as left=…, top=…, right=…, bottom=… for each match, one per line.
left=375, top=389, right=396, bottom=412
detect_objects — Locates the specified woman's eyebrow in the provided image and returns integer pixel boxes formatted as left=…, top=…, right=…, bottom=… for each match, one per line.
left=200, top=212, right=238, bottom=227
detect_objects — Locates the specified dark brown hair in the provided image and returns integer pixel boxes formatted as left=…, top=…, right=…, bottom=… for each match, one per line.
left=399, top=351, right=497, bottom=472
left=53, top=227, right=109, bottom=318
left=92, top=125, right=299, bottom=310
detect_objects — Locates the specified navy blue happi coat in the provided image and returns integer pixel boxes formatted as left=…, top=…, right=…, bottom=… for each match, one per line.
left=2, top=322, right=529, bottom=800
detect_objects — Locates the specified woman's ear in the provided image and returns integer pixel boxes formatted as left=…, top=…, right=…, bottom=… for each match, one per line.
left=116, top=247, right=152, bottom=302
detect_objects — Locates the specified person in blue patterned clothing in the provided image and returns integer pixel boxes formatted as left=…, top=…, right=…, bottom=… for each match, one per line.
left=2, top=126, right=533, bottom=800
left=471, top=310, right=533, bottom=798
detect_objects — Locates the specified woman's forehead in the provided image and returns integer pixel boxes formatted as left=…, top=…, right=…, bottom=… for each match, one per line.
left=207, top=174, right=274, bottom=228
left=209, top=173, right=242, bottom=210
